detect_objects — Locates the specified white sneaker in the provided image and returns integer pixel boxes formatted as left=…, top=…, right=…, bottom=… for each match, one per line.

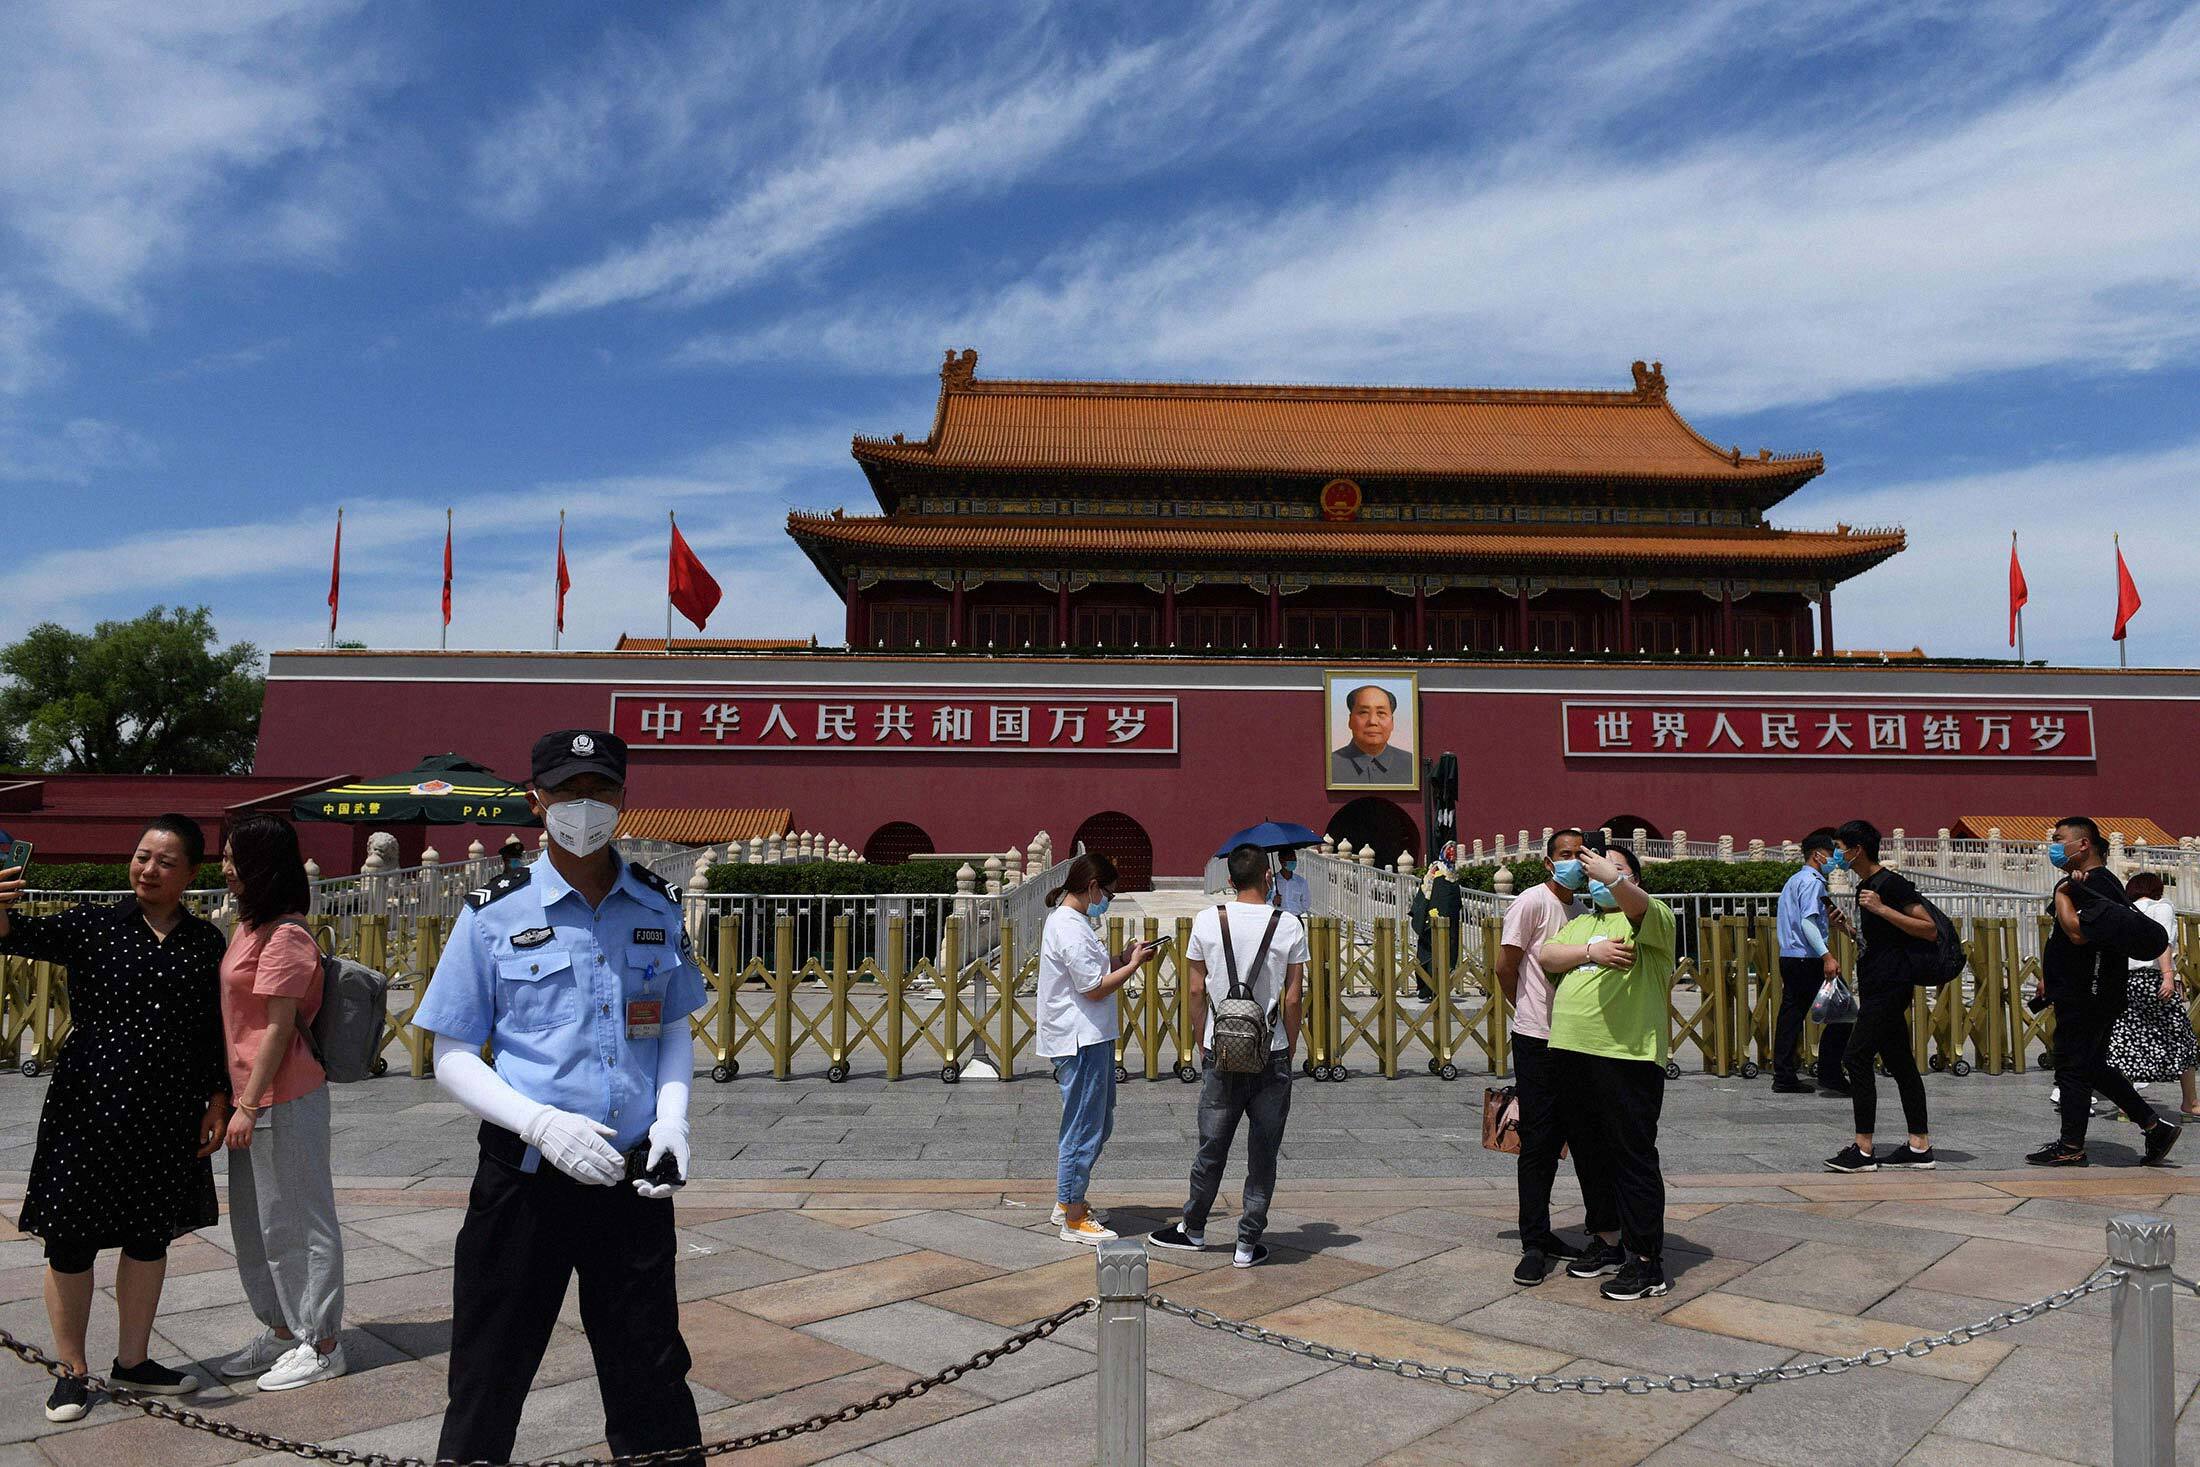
left=217, top=1328, right=291, bottom=1380
left=256, top=1340, right=345, bottom=1392
left=1050, top=1203, right=1108, bottom=1227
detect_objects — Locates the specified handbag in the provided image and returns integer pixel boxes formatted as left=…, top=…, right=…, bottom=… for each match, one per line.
left=1482, top=1086, right=1523, bottom=1155
left=1809, top=972, right=1858, bottom=1027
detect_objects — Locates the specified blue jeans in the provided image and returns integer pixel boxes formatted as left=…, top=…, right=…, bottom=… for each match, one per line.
left=1053, top=1041, right=1118, bottom=1207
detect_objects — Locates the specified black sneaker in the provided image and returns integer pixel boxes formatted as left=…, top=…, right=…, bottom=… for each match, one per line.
left=1600, top=1255, right=1671, bottom=1300
left=1513, top=1249, right=1553, bottom=1287
left=1879, top=1147, right=1937, bottom=1170
left=1816, top=1084, right=1852, bottom=1098
left=44, top=1375, right=89, bottom=1423
left=1823, top=1144, right=1878, bottom=1173
left=2026, top=1141, right=2089, bottom=1167
left=1232, top=1243, right=1269, bottom=1269
left=1147, top=1222, right=1206, bottom=1252
left=1564, top=1239, right=1624, bottom=1278
left=1772, top=1077, right=1814, bottom=1094
left=2144, top=1118, right=2183, bottom=1166
left=109, top=1357, right=200, bottom=1396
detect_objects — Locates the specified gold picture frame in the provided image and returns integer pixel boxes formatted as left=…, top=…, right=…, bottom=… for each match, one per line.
left=1324, top=671, right=1420, bottom=792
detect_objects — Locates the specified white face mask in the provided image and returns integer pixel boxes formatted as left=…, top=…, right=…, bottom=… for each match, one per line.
left=542, top=797, right=619, bottom=858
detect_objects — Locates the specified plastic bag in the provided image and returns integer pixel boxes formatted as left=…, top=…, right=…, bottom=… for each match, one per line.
left=1810, top=973, right=1858, bottom=1027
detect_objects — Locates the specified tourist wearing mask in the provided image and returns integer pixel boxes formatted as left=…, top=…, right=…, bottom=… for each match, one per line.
left=1039, top=853, right=1153, bottom=1243
left=0, top=817, right=228, bottom=1423
left=1822, top=820, right=1938, bottom=1173
left=215, top=814, right=347, bottom=1391
left=2108, top=872, right=2198, bottom=1119
left=1773, top=828, right=1849, bottom=1095
left=1271, top=850, right=1311, bottom=918
left=1540, top=841, right=1678, bottom=1301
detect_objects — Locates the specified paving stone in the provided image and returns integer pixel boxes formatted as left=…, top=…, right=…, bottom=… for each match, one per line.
left=1664, top=1289, right=2012, bottom=1383
left=1908, top=1237, right=2106, bottom=1305
left=680, top=1297, right=881, bottom=1402
left=1852, top=1200, right=2108, bottom=1252
left=923, top=1253, right=1193, bottom=1328
left=1378, top=1355, right=1736, bottom=1465
left=1452, top=1293, right=1797, bottom=1378
left=728, top=1251, right=1001, bottom=1327
left=1253, top=1212, right=1455, bottom=1270
left=866, top=1372, right=1237, bottom=1466
left=866, top=1210, right=1088, bottom=1269
left=1148, top=1357, right=1483, bottom=1467
left=1671, top=1359, right=1970, bottom=1467
left=1722, top=1242, right=1936, bottom=1315
left=1049, top=1299, right=1339, bottom=1396
left=693, top=1364, right=988, bottom=1467
left=698, top=1210, right=918, bottom=1269
left=1863, top=1284, right=2200, bottom=1361
left=1253, top=1297, right=1572, bottom=1382
left=1329, top=1243, right=1526, bottom=1323
left=1160, top=1248, right=1380, bottom=1319
left=801, top=1300, right=1095, bottom=1401
left=1934, top=1341, right=2199, bottom=1466
left=1899, top=1436, right=2090, bottom=1466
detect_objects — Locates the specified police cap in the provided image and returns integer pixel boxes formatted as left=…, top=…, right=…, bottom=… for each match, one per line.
left=531, top=729, right=627, bottom=789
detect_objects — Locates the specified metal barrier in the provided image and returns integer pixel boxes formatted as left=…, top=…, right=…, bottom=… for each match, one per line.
left=1095, top=1214, right=2187, bottom=1466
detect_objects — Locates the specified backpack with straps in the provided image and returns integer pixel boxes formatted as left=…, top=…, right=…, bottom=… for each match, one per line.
left=278, top=920, right=392, bottom=1083
left=1211, top=904, right=1283, bottom=1074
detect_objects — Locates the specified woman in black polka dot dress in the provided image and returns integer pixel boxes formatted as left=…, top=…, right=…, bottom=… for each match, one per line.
left=0, top=815, right=230, bottom=1423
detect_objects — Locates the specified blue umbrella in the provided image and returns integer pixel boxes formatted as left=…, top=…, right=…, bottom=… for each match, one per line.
left=1213, top=820, right=1324, bottom=859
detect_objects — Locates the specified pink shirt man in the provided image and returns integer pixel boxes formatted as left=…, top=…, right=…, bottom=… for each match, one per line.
left=1502, top=880, right=1580, bottom=1040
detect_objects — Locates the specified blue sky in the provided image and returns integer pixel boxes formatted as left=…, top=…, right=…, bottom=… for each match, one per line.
left=5, top=1, right=2198, bottom=666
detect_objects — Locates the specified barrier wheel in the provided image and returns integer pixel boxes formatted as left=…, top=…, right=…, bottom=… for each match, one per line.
left=1740, top=1061, right=1760, bottom=1080
left=371, top=1057, right=389, bottom=1078
left=18, top=1059, right=39, bottom=1079
left=1929, top=1054, right=1946, bottom=1073
left=1427, top=1057, right=1440, bottom=1074
left=827, top=1063, right=850, bottom=1084
left=1314, top=1064, right=1334, bottom=1081
left=1115, top=1063, right=1130, bottom=1084
left=1176, top=1062, right=1198, bottom=1083
left=1664, top=1062, right=1682, bottom=1080
left=1332, top=1066, right=1351, bottom=1083
left=941, top=1063, right=961, bottom=1085
left=711, top=1063, right=735, bottom=1083
left=1302, top=1058, right=1316, bottom=1077
left=1439, top=1063, right=1461, bottom=1082
left=1952, top=1059, right=1973, bottom=1078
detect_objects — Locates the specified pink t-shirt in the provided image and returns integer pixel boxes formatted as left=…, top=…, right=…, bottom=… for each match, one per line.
left=1501, top=881, right=1580, bottom=1041
left=221, top=917, right=327, bottom=1106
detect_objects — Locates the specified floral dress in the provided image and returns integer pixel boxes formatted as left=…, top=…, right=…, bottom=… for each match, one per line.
left=2108, top=897, right=2197, bottom=1083
left=0, top=898, right=228, bottom=1247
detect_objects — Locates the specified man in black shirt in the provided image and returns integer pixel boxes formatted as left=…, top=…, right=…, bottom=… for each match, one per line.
left=2028, top=816, right=2181, bottom=1166
left=1823, top=820, right=1939, bottom=1173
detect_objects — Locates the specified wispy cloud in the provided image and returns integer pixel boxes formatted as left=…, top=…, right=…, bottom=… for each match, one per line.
left=0, top=414, right=155, bottom=485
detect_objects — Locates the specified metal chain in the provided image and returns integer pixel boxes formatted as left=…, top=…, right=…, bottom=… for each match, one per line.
left=0, top=1297, right=1095, bottom=1466
left=1149, top=1268, right=2125, bottom=1396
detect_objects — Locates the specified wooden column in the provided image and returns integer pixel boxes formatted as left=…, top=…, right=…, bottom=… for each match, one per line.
left=1514, top=588, right=1531, bottom=651
left=1268, top=580, right=1283, bottom=649
left=1818, top=583, right=1834, bottom=659
left=1413, top=583, right=1428, bottom=651
left=1057, top=580, right=1072, bottom=647
left=1161, top=579, right=1177, bottom=649
left=843, top=573, right=864, bottom=649
left=1618, top=584, right=1634, bottom=654
left=949, top=575, right=966, bottom=648
left=1720, top=584, right=1736, bottom=657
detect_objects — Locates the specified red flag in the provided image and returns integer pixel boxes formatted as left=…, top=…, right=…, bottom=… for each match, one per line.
left=2114, top=538, right=2141, bottom=641
left=2007, top=534, right=2027, bottom=648
left=555, top=514, right=571, bottom=634
left=668, top=517, right=721, bottom=630
left=441, top=511, right=453, bottom=628
left=327, top=508, right=343, bottom=636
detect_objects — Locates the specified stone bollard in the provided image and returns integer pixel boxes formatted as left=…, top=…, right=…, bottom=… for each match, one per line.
left=1396, top=853, right=1414, bottom=875
left=1028, top=837, right=1047, bottom=875
left=1748, top=838, right=1765, bottom=861
left=421, top=845, right=440, bottom=871
left=689, top=852, right=712, bottom=894
left=1987, top=827, right=2004, bottom=882
left=1517, top=830, right=1530, bottom=857
left=1600, top=826, right=1613, bottom=845
left=1004, top=847, right=1024, bottom=884
left=1937, top=828, right=1952, bottom=874
left=984, top=855, right=1003, bottom=895
left=1540, top=826, right=1553, bottom=847
left=1095, top=1240, right=1148, bottom=1466
left=1493, top=866, right=1514, bottom=896
left=748, top=836, right=764, bottom=865
left=1890, top=827, right=1907, bottom=867
left=1671, top=830, right=1687, bottom=860
left=1717, top=834, right=1734, bottom=860
left=956, top=863, right=976, bottom=896
left=1358, top=843, right=1376, bottom=867
left=304, top=858, right=322, bottom=885
left=1470, top=838, right=1485, bottom=863
left=467, top=839, right=486, bottom=864
left=2111, top=830, right=2127, bottom=876
left=2106, top=1213, right=2177, bottom=1465
left=1781, top=839, right=1799, bottom=861
left=767, top=834, right=784, bottom=864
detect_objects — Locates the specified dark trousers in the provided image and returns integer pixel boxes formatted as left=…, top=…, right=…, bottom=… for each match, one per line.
left=1555, top=1048, right=1665, bottom=1262
left=1846, top=991, right=1929, bottom=1138
left=1183, top=1050, right=1294, bottom=1247
left=1775, top=957, right=1849, bottom=1087
left=439, top=1126, right=701, bottom=1466
left=1513, top=1034, right=1618, bottom=1252
left=2054, top=995, right=2157, bottom=1147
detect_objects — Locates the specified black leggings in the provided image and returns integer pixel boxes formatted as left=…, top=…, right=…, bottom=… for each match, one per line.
left=1846, top=992, right=1929, bottom=1138
left=44, top=1237, right=168, bottom=1275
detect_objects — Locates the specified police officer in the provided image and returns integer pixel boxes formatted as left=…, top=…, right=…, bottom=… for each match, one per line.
left=415, top=730, right=708, bottom=1465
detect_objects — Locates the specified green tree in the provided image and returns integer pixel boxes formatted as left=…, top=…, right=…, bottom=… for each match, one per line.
left=0, top=606, right=264, bottom=774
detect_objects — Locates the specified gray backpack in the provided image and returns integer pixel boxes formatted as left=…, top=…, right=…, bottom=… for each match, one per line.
left=279, top=921, right=391, bottom=1083
left=1211, top=905, right=1283, bottom=1074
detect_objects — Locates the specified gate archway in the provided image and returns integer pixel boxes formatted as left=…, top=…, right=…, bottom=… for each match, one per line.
left=1325, top=798, right=1421, bottom=868
left=1071, top=810, right=1154, bottom=892
left=862, top=821, right=935, bottom=865
left=1598, top=813, right=1664, bottom=843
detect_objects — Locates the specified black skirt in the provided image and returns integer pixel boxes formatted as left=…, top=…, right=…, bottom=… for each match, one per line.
left=1, top=899, right=227, bottom=1248
left=2108, top=966, right=2200, bottom=1084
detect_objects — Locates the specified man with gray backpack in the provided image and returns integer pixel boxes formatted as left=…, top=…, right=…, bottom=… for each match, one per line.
left=1149, top=844, right=1307, bottom=1268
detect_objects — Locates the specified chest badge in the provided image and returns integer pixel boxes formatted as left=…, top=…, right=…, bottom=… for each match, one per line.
left=631, top=927, right=667, bottom=945
left=511, top=927, right=556, bottom=950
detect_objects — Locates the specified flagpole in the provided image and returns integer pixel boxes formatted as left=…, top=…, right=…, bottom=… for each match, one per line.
left=442, top=507, right=451, bottom=652
left=2116, top=531, right=2127, bottom=669
left=554, top=509, right=564, bottom=652
left=666, top=510, right=675, bottom=656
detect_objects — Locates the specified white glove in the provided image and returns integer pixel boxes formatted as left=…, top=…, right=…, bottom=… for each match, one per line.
left=635, top=1119, right=690, bottom=1199
left=521, top=1105, right=623, bottom=1186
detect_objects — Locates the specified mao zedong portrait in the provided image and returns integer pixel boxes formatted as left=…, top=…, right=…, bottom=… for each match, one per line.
left=1330, top=682, right=1415, bottom=786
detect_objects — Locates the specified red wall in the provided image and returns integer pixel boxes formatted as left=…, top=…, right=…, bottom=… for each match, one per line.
left=255, top=654, right=2200, bottom=879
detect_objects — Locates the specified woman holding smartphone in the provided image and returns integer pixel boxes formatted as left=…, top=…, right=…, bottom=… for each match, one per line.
left=0, top=816, right=229, bottom=1423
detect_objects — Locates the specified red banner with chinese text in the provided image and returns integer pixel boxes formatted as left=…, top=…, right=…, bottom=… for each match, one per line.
left=1561, top=701, right=2093, bottom=761
left=611, top=692, right=1179, bottom=754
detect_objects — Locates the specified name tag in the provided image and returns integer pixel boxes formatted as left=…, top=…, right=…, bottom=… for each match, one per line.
left=626, top=999, right=663, bottom=1039
left=632, top=928, right=666, bottom=945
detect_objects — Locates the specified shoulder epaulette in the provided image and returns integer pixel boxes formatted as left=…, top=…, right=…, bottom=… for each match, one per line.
left=631, top=866, right=682, bottom=907
left=465, top=869, right=533, bottom=910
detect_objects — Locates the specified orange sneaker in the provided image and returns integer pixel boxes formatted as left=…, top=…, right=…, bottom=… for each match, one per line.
left=1059, top=1216, right=1118, bottom=1244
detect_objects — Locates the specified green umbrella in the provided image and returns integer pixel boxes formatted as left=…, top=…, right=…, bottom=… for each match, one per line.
left=292, top=753, right=539, bottom=827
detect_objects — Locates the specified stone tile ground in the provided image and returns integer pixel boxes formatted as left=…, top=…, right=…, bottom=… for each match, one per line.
left=0, top=1067, right=2191, bottom=1464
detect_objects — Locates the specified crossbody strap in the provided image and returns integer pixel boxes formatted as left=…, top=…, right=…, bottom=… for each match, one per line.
left=1215, top=904, right=1248, bottom=998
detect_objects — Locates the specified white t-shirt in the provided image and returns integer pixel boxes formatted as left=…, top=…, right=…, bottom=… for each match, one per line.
left=1501, top=882, right=1581, bottom=1041
left=2133, top=896, right=2179, bottom=969
left=1038, top=904, right=1119, bottom=1059
left=1186, top=901, right=1310, bottom=1051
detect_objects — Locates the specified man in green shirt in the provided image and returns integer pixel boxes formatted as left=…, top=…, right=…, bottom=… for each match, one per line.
left=1543, top=841, right=1678, bottom=1300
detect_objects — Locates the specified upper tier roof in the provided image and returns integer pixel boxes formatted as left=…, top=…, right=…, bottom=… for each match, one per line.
left=852, top=350, right=1824, bottom=507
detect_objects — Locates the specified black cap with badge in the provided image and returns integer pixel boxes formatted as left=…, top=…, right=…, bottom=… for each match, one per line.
left=531, top=729, right=628, bottom=789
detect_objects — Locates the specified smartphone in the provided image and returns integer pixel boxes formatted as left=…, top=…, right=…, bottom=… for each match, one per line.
left=1, top=835, right=29, bottom=879
left=623, top=1142, right=685, bottom=1191
left=2025, top=992, right=2051, bottom=1015
left=1146, top=933, right=1173, bottom=950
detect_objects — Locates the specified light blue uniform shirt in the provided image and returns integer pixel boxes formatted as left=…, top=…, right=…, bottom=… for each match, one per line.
left=415, top=856, right=709, bottom=1156
left=1776, top=863, right=1831, bottom=959
left=1272, top=870, right=1312, bottom=917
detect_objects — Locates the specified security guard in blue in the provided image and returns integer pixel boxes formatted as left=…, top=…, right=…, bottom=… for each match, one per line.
left=416, top=729, right=708, bottom=1465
